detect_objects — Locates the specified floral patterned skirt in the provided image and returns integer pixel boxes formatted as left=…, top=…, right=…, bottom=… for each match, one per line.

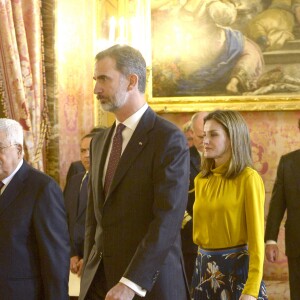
left=191, top=245, right=268, bottom=300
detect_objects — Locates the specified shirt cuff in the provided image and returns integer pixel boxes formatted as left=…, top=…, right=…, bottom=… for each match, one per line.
left=266, top=240, right=277, bottom=245
left=120, top=277, right=147, bottom=297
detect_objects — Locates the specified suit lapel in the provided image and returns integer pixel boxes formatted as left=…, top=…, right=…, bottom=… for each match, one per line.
left=92, top=128, right=114, bottom=208
left=105, top=108, right=156, bottom=201
left=0, top=161, right=29, bottom=216
left=76, top=173, right=88, bottom=218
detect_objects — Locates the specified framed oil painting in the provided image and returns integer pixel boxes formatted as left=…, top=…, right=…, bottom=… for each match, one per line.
left=147, top=0, right=300, bottom=112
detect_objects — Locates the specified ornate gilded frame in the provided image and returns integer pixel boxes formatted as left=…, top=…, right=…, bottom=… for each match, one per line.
left=147, top=94, right=300, bottom=113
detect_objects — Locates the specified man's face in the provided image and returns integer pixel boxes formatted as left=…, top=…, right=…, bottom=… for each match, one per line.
left=192, top=118, right=205, bottom=152
left=93, top=56, right=129, bottom=112
left=184, top=129, right=194, bottom=148
left=80, top=137, right=92, bottom=172
left=0, top=131, right=22, bottom=181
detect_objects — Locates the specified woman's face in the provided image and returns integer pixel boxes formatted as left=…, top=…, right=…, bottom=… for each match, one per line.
left=203, top=119, right=231, bottom=167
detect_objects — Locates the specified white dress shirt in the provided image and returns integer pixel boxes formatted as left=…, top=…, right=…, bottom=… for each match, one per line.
left=0, top=159, right=23, bottom=195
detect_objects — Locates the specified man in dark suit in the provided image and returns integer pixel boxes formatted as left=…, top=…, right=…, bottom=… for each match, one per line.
left=181, top=112, right=207, bottom=287
left=65, top=132, right=100, bottom=278
left=0, top=118, right=70, bottom=300
left=64, top=127, right=108, bottom=195
left=265, top=118, right=300, bottom=300
left=65, top=160, right=85, bottom=188
left=79, top=45, right=190, bottom=300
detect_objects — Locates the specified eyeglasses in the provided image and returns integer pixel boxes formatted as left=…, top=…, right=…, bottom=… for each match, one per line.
left=0, top=144, right=17, bottom=154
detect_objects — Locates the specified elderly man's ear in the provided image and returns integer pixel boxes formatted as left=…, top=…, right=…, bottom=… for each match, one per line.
left=16, top=144, right=23, bottom=157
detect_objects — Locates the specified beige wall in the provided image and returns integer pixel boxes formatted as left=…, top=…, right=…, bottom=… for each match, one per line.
left=55, top=0, right=122, bottom=188
left=56, top=0, right=97, bottom=188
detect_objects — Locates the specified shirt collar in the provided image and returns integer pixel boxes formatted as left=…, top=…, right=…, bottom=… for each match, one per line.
left=211, top=160, right=230, bottom=176
left=116, top=103, right=148, bottom=131
left=2, top=159, right=23, bottom=186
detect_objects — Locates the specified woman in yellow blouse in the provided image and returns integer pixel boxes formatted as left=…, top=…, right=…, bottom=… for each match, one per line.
left=191, top=110, right=268, bottom=300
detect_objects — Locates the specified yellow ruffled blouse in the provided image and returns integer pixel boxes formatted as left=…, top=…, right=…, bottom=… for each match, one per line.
left=193, top=161, right=265, bottom=297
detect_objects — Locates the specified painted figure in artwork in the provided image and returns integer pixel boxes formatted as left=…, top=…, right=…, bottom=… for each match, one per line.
left=152, top=0, right=264, bottom=96
left=245, top=0, right=300, bottom=51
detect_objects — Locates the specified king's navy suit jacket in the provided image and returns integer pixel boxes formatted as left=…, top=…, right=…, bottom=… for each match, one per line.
left=79, top=107, right=190, bottom=300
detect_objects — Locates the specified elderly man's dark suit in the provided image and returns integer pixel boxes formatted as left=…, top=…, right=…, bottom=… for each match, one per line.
left=265, top=149, right=300, bottom=299
left=0, top=160, right=70, bottom=300
left=181, top=146, right=200, bottom=285
left=64, top=171, right=88, bottom=258
left=79, top=107, right=190, bottom=300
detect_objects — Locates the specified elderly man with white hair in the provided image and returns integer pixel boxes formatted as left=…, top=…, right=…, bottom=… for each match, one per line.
left=0, top=118, right=70, bottom=300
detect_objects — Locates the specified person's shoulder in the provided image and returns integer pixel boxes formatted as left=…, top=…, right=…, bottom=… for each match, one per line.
left=64, top=172, right=85, bottom=196
left=153, top=114, right=186, bottom=141
left=93, top=126, right=110, bottom=136
left=241, top=166, right=261, bottom=178
left=68, top=171, right=85, bottom=184
left=25, top=163, right=60, bottom=188
left=70, top=160, right=84, bottom=170
left=190, top=146, right=199, bottom=157
left=155, top=114, right=178, bottom=129
left=92, top=126, right=110, bottom=142
left=66, top=161, right=85, bottom=179
left=281, top=149, right=300, bottom=160
left=72, top=171, right=86, bottom=179
left=140, top=106, right=178, bottom=132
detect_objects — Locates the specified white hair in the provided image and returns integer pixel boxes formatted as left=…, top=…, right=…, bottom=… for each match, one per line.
left=0, top=118, right=24, bottom=146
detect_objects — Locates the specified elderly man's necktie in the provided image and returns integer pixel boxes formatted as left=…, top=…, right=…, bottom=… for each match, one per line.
left=104, top=123, right=126, bottom=196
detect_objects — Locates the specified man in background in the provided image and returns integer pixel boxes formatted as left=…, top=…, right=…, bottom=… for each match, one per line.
left=181, top=112, right=207, bottom=288
left=265, top=118, right=300, bottom=300
left=79, top=44, right=190, bottom=300
left=64, top=127, right=107, bottom=192
left=182, top=120, right=194, bottom=148
left=65, top=160, right=85, bottom=188
left=65, top=133, right=96, bottom=278
left=0, top=118, right=70, bottom=300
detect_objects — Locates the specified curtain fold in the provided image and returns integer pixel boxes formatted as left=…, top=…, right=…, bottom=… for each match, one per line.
left=0, top=0, right=48, bottom=170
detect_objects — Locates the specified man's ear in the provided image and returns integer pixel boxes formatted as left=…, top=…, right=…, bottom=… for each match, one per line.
left=16, top=144, right=23, bottom=157
left=127, top=74, right=138, bottom=91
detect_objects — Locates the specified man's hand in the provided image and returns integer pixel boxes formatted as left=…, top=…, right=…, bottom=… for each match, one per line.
left=239, top=294, right=256, bottom=300
left=70, top=256, right=80, bottom=274
left=265, top=244, right=279, bottom=263
left=105, top=282, right=135, bottom=300
left=77, top=258, right=84, bottom=277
